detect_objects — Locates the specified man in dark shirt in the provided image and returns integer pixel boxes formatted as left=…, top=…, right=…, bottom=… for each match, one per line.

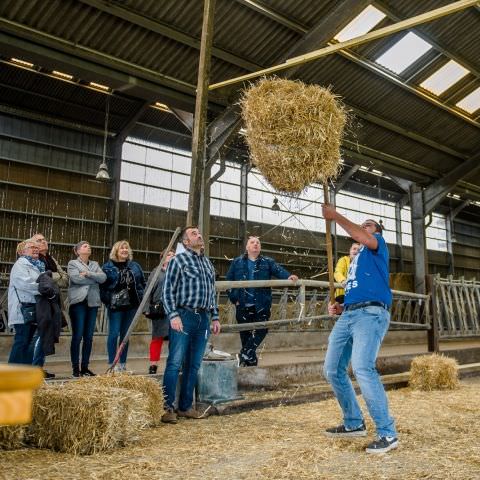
left=226, top=236, right=297, bottom=366
left=321, top=204, right=397, bottom=454
left=161, top=226, right=221, bottom=423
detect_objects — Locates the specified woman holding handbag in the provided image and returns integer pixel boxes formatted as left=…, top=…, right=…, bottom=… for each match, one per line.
left=68, top=241, right=107, bottom=377
left=8, top=240, right=44, bottom=364
left=100, top=240, right=145, bottom=371
left=143, top=249, right=175, bottom=374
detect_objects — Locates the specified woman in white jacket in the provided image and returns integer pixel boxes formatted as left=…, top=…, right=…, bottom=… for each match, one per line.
left=8, top=240, right=44, bottom=364
left=67, top=241, right=106, bottom=377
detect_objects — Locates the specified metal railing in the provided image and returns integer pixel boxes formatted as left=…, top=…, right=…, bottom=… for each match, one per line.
left=432, top=275, right=480, bottom=338
left=1, top=278, right=430, bottom=336
left=216, top=279, right=430, bottom=333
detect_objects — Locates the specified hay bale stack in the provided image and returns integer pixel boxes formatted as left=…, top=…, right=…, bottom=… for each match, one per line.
left=0, top=425, right=25, bottom=450
left=27, top=384, right=147, bottom=455
left=409, top=354, right=459, bottom=391
left=390, top=273, right=414, bottom=292
left=76, top=373, right=163, bottom=426
left=240, top=78, right=347, bottom=193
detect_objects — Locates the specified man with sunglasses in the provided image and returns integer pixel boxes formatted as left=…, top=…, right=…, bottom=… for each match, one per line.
left=321, top=204, right=397, bottom=454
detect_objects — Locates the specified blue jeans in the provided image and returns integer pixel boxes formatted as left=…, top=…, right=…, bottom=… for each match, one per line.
left=8, top=323, right=36, bottom=364
left=163, top=309, right=210, bottom=411
left=107, top=307, right=136, bottom=364
left=323, top=306, right=397, bottom=438
left=70, top=301, right=98, bottom=369
left=236, top=305, right=270, bottom=364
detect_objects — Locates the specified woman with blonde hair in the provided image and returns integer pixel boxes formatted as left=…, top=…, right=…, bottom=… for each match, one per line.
left=100, top=240, right=145, bottom=370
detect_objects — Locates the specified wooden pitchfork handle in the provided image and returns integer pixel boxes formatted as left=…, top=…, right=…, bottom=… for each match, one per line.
left=323, top=183, right=335, bottom=304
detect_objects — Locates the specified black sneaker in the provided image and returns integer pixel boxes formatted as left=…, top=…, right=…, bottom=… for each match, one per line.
left=72, top=367, right=80, bottom=378
left=366, top=436, right=398, bottom=454
left=80, top=368, right=96, bottom=377
left=43, top=371, right=55, bottom=379
left=325, top=421, right=367, bottom=438
left=148, top=365, right=158, bottom=375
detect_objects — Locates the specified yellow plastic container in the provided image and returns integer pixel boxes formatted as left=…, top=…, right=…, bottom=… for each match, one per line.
left=0, top=364, right=44, bottom=425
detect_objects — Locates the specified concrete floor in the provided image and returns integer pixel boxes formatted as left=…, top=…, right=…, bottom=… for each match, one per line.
left=38, top=338, right=480, bottom=379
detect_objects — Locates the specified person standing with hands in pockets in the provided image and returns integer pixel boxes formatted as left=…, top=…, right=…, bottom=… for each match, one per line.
left=161, top=226, right=221, bottom=424
left=321, top=203, right=398, bottom=454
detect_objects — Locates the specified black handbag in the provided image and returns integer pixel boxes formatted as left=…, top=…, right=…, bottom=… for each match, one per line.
left=14, top=287, right=37, bottom=325
left=110, top=288, right=131, bottom=310
left=145, top=302, right=165, bottom=319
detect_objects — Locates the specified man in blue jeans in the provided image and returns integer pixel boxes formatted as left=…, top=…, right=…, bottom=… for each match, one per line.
left=161, top=226, right=221, bottom=424
left=321, top=204, right=398, bottom=454
left=226, top=236, right=297, bottom=366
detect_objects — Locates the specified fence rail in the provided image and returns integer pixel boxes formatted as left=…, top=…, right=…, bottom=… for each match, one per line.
left=433, top=275, right=480, bottom=338
left=1, top=278, right=431, bottom=336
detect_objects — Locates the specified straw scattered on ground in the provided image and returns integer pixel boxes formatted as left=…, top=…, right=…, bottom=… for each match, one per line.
left=1, top=383, right=479, bottom=480
left=409, top=353, right=459, bottom=391
left=76, top=373, right=163, bottom=426
left=0, top=425, right=25, bottom=450
left=240, top=78, right=347, bottom=194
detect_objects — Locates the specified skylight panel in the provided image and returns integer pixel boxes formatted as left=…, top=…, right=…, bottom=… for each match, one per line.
left=375, top=32, right=432, bottom=74
left=334, top=5, right=386, bottom=42
left=456, top=87, right=480, bottom=114
left=420, top=60, right=469, bottom=95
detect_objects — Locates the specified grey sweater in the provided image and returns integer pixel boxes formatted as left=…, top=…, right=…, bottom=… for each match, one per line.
left=67, top=259, right=107, bottom=307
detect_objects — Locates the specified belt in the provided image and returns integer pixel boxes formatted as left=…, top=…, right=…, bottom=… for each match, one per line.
left=179, top=306, right=208, bottom=314
left=344, top=301, right=388, bottom=312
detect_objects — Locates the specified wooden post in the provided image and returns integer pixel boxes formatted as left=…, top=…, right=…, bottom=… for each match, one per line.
left=426, top=274, right=440, bottom=353
left=323, top=183, right=335, bottom=303
left=187, top=0, right=216, bottom=227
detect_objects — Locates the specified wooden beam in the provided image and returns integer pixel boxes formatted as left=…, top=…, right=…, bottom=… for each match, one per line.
left=187, top=0, right=216, bottom=227
left=209, top=0, right=478, bottom=90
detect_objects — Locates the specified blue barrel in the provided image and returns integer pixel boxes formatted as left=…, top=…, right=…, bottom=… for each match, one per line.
left=196, top=359, right=240, bottom=404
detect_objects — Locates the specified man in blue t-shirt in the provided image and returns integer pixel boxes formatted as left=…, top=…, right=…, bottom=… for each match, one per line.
left=321, top=204, right=397, bottom=455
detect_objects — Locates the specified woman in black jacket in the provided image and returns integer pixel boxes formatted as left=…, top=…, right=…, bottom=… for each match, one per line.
left=143, top=249, right=175, bottom=374
left=100, top=241, right=145, bottom=371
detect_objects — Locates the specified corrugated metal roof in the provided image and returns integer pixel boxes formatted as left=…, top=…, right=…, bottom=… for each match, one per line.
left=0, top=0, right=479, bottom=199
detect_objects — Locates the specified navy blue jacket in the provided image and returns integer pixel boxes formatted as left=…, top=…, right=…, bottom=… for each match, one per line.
left=100, top=260, right=145, bottom=307
left=226, top=254, right=291, bottom=313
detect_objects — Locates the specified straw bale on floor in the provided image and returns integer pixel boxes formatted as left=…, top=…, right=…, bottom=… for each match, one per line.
left=409, top=353, right=459, bottom=391
left=76, top=373, right=163, bottom=426
left=2, top=383, right=480, bottom=479
left=0, top=425, right=25, bottom=450
left=26, top=384, right=147, bottom=455
left=240, top=78, right=347, bottom=193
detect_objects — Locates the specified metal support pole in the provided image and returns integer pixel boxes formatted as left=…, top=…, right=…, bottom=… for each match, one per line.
left=426, top=274, right=440, bottom=352
left=187, top=0, right=216, bottom=226
left=201, top=164, right=212, bottom=255
left=240, top=161, right=249, bottom=245
left=395, top=203, right=404, bottom=272
left=110, top=138, right=122, bottom=244
left=410, top=184, right=427, bottom=294
left=446, top=214, right=454, bottom=275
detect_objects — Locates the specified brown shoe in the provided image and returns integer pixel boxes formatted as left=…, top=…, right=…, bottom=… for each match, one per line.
left=161, top=409, right=178, bottom=424
left=177, top=408, right=208, bottom=419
